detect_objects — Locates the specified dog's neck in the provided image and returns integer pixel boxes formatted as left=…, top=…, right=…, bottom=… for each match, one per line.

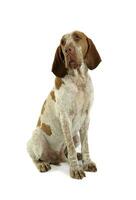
left=67, top=62, right=88, bottom=77
left=65, top=63, right=89, bottom=88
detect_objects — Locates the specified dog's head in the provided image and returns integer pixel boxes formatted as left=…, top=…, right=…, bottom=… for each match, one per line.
left=52, top=31, right=101, bottom=77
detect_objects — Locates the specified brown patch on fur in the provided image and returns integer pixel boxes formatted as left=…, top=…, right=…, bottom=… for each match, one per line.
left=55, top=77, right=64, bottom=89
left=50, top=90, right=56, bottom=102
left=37, top=117, right=41, bottom=127
left=41, top=123, right=52, bottom=136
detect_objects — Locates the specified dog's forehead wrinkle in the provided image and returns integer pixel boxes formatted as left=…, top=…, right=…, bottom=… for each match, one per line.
left=61, top=33, right=76, bottom=46
left=61, top=31, right=87, bottom=43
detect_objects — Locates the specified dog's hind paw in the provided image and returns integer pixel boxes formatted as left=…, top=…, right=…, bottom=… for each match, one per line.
left=35, top=161, right=51, bottom=172
left=83, top=161, right=97, bottom=172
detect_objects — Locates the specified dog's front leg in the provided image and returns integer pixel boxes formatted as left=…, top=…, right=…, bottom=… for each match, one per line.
left=79, top=115, right=97, bottom=172
left=60, top=112, right=85, bottom=179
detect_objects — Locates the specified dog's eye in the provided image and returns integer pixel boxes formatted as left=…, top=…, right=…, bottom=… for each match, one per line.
left=73, top=34, right=82, bottom=41
left=61, top=38, right=66, bottom=46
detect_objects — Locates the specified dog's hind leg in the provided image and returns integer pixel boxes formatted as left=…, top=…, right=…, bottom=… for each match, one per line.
left=27, top=128, right=60, bottom=172
left=27, top=129, right=51, bottom=172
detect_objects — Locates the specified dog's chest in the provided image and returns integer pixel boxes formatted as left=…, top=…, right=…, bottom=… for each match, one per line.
left=71, top=81, right=88, bottom=113
left=64, top=75, right=93, bottom=121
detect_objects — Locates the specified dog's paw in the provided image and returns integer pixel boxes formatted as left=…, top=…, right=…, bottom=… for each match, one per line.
left=70, top=166, right=86, bottom=179
left=36, top=162, right=51, bottom=172
left=83, top=161, right=97, bottom=172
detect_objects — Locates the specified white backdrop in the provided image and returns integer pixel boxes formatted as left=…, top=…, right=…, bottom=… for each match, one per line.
left=0, top=0, right=136, bottom=199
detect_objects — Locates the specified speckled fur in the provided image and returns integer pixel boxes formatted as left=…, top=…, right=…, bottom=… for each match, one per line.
left=27, top=31, right=101, bottom=179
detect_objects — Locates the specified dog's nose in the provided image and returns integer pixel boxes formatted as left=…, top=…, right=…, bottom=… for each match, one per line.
left=65, top=45, right=74, bottom=54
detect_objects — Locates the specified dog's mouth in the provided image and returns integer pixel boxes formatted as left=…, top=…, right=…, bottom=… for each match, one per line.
left=66, top=55, right=80, bottom=69
left=68, top=60, right=80, bottom=69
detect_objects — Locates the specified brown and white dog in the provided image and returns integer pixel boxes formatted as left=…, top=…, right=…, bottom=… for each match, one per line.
left=27, top=31, right=101, bottom=179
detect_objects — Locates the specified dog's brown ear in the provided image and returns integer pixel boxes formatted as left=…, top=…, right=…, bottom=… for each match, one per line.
left=52, top=46, right=67, bottom=77
left=85, top=37, right=101, bottom=70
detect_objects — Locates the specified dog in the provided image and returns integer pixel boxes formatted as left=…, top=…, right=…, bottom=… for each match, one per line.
left=27, top=31, right=101, bottom=179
